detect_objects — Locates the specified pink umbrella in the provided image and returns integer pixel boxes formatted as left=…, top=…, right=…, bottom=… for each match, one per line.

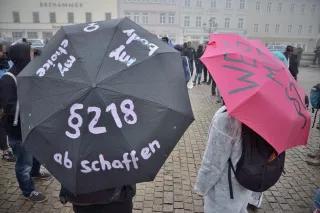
left=202, top=33, right=311, bottom=154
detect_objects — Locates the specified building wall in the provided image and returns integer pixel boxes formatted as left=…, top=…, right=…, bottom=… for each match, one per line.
left=0, top=0, right=118, bottom=41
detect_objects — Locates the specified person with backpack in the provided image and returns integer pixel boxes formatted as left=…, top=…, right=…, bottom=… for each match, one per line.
left=195, top=105, right=285, bottom=212
left=0, top=43, right=50, bottom=202
left=306, top=83, right=320, bottom=165
left=194, top=106, right=252, bottom=212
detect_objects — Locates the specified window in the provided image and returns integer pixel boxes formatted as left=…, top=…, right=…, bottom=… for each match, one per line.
left=238, top=18, right=244, bottom=29
left=211, top=0, right=216, bottom=8
left=209, top=17, right=216, bottom=28
left=12, top=32, right=23, bottom=40
left=49, top=12, right=56, bottom=23
left=134, top=13, right=139, bottom=23
left=290, top=4, right=295, bottom=13
left=68, top=12, right=74, bottom=23
left=33, top=12, right=40, bottom=23
left=13, top=11, right=20, bottom=23
left=298, top=25, right=302, bottom=34
left=308, top=25, right=313, bottom=33
left=85, top=12, right=92, bottom=23
left=311, top=5, right=316, bottom=15
left=275, top=24, right=280, bottom=33
left=256, top=1, right=261, bottom=11
left=125, top=12, right=130, bottom=19
left=267, top=2, right=272, bottom=13
left=301, top=4, right=305, bottom=15
left=42, top=32, right=53, bottom=40
left=196, top=16, right=201, bottom=27
left=168, top=13, right=175, bottom=24
left=277, top=3, right=282, bottom=13
left=27, top=32, right=38, bottom=39
left=288, top=24, right=292, bottom=33
left=254, top=24, right=258, bottom=32
left=185, top=0, right=190, bottom=7
left=196, top=0, right=201, bottom=7
left=224, top=18, right=230, bottom=29
left=160, top=13, right=165, bottom=24
left=226, top=0, right=231, bottom=9
left=265, top=24, right=269, bottom=32
left=142, top=13, right=148, bottom=24
left=240, top=0, right=245, bottom=9
left=184, top=16, right=190, bottom=27
left=105, top=13, right=111, bottom=21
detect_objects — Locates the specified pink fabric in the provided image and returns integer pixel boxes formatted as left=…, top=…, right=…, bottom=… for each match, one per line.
left=201, top=33, right=311, bottom=154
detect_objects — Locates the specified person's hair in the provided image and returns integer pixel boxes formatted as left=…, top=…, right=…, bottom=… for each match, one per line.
left=161, top=37, right=169, bottom=44
left=22, top=38, right=27, bottom=42
left=285, top=45, right=294, bottom=53
left=183, top=42, right=188, bottom=48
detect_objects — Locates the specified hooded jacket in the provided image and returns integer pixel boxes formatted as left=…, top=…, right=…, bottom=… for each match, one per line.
left=0, top=43, right=31, bottom=140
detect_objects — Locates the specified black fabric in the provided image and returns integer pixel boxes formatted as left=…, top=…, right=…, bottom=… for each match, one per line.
left=228, top=158, right=235, bottom=199
left=0, top=57, right=9, bottom=70
left=228, top=124, right=285, bottom=194
left=60, top=185, right=135, bottom=206
left=0, top=119, right=8, bottom=150
left=73, top=198, right=133, bottom=213
left=0, top=43, right=31, bottom=140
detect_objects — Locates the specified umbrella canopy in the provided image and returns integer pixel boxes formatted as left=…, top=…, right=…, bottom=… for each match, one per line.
left=202, top=33, right=310, bottom=154
left=18, top=18, right=194, bottom=195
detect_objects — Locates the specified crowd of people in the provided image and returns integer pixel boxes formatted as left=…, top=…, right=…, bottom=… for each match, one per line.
left=0, top=36, right=319, bottom=213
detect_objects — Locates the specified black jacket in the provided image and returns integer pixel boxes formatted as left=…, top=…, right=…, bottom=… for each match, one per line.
left=59, top=185, right=136, bottom=206
left=0, top=43, right=31, bottom=140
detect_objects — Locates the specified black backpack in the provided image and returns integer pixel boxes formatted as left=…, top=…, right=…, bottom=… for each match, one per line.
left=228, top=124, right=285, bottom=199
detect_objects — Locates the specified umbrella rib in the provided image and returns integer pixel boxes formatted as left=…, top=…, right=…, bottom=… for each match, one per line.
left=93, top=19, right=125, bottom=82
left=97, top=51, right=178, bottom=84
left=97, top=86, right=194, bottom=120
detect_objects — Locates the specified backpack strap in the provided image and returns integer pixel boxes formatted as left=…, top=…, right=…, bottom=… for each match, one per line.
left=228, top=158, right=236, bottom=199
left=3, top=72, right=19, bottom=126
left=312, top=109, right=319, bottom=128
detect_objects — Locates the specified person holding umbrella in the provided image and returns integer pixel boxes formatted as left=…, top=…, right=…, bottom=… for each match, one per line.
left=0, top=42, right=49, bottom=202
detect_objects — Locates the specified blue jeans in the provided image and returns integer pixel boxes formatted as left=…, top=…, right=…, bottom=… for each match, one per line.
left=9, top=138, right=35, bottom=197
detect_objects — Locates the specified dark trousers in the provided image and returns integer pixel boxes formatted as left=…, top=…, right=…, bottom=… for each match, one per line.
left=211, top=79, right=216, bottom=96
left=31, top=157, right=41, bottom=176
left=0, top=120, right=8, bottom=151
left=9, top=137, right=35, bottom=197
left=189, top=59, right=194, bottom=76
left=203, top=66, right=208, bottom=82
left=73, top=199, right=133, bottom=213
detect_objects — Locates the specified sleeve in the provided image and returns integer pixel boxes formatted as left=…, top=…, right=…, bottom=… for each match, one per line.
left=194, top=108, right=241, bottom=195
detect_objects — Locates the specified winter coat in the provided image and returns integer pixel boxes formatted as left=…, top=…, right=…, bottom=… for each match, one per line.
left=181, top=56, right=191, bottom=82
left=0, top=43, right=31, bottom=140
left=194, top=106, right=252, bottom=213
left=59, top=185, right=136, bottom=206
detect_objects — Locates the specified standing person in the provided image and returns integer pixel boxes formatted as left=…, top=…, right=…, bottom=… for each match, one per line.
left=202, top=42, right=210, bottom=84
left=174, top=44, right=191, bottom=84
left=296, top=47, right=304, bottom=67
left=0, top=43, right=49, bottom=202
left=183, top=42, right=195, bottom=77
left=0, top=42, right=10, bottom=77
left=193, top=45, right=204, bottom=86
left=194, top=106, right=252, bottom=213
left=283, top=45, right=299, bottom=80
left=60, top=185, right=136, bottom=213
left=314, top=46, right=320, bottom=66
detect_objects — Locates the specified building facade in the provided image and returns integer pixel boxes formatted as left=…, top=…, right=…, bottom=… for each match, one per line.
left=1, top=0, right=319, bottom=51
left=0, top=0, right=117, bottom=41
left=118, top=0, right=320, bottom=51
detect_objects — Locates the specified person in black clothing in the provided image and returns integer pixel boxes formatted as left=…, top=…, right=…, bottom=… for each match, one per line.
left=193, top=45, right=204, bottom=86
left=283, top=45, right=299, bottom=80
left=0, top=43, right=50, bottom=202
left=183, top=42, right=195, bottom=77
left=60, top=185, right=136, bottom=213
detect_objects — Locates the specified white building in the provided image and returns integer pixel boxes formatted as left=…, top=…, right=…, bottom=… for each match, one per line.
left=118, top=0, right=320, bottom=51
left=0, top=0, right=118, bottom=41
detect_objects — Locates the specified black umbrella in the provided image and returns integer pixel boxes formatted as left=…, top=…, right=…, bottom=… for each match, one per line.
left=17, top=18, right=194, bottom=195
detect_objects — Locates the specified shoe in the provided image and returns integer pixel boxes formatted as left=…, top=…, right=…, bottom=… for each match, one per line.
left=306, top=158, right=320, bottom=166
left=32, top=171, right=51, bottom=180
left=198, top=82, right=201, bottom=85
left=2, top=150, right=15, bottom=162
left=26, top=191, right=47, bottom=203
left=207, top=81, right=211, bottom=85
left=201, top=80, right=207, bottom=83
left=193, top=82, right=196, bottom=86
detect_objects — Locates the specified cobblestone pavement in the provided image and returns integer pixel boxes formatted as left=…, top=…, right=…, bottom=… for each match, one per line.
left=0, top=67, right=319, bottom=213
